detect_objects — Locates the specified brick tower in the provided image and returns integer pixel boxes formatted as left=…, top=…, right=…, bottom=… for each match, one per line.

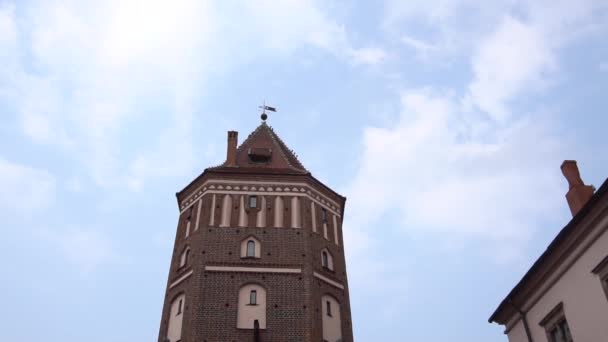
left=157, top=117, right=354, bottom=342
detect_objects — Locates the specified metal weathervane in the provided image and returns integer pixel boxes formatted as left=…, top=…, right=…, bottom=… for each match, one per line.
left=259, top=101, right=277, bottom=121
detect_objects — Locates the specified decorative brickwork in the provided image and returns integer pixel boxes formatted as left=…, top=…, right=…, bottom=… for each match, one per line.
left=158, top=122, right=353, bottom=342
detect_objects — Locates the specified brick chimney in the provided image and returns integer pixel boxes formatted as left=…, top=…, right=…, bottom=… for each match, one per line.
left=226, top=131, right=238, bottom=166
left=561, top=160, right=595, bottom=216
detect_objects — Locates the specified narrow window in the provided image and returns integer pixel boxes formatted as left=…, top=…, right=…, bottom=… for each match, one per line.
left=247, top=240, right=256, bottom=257
left=177, top=299, right=183, bottom=315
left=250, top=290, right=257, bottom=305
left=326, top=300, right=332, bottom=316
left=185, top=249, right=190, bottom=265
left=322, top=251, right=328, bottom=268
left=321, top=208, right=327, bottom=222
left=249, top=196, right=258, bottom=209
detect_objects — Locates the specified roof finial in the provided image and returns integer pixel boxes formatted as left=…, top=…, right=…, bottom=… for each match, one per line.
left=259, top=101, right=277, bottom=122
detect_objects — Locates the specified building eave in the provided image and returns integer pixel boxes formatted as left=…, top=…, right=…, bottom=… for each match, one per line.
left=488, top=177, right=608, bottom=325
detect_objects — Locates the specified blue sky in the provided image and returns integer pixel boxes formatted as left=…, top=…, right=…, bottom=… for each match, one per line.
left=1, top=0, right=608, bottom=341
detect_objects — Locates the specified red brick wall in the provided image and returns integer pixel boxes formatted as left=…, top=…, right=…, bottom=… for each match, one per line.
left=158, top=173, right=353, bottom=342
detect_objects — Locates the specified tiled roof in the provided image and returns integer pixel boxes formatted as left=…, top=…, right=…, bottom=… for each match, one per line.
left=210, top=122, right=307, bottom=173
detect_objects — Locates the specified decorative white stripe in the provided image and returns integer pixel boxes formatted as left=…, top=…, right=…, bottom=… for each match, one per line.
left=313, top=272, right=345, bottom=290
left=180, top=179, right=340, bottom=212
left=333, top=214, right=339, bottom=246
left=194, top=199, right=202, bottom=231
left=181, top=189, right=342, bottom=217
left=169, top=270, right=193, bottom=289
left=205, top=266, right=302, bottom=274
left=209, top=194, right=216, bottom=226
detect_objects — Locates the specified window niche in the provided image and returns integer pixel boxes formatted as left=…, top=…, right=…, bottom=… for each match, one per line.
left=179, top=246, right=191, bottom=268
left=240, top=236, right=261, bottom=259
left=167, top=294, right=185, bottom=342
left=539, top=302, right=573, bottom=342
left=321, top=248, right=334, bottom=271
left=321, top=295, right=341, bottom=342
left=237, top=284, right=266, bottom=329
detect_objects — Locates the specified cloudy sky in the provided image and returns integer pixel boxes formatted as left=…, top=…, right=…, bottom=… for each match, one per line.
left=1, top=0, right=608, bottom=341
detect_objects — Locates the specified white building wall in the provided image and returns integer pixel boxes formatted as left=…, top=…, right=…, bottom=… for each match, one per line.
left=507, top=225, right=608, bottom=342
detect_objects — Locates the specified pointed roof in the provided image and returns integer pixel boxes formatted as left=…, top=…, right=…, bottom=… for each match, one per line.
left=210, top=122, right=307, bottom=174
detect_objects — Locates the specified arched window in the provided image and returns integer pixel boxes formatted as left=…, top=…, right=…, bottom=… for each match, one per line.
left=179, top=247, right=191, bottom=268
left=167, top=294, right=185, bottom=342
left=321, top=248, right=334, bottom=271
left=247, top=240, right=256, bottom=257
left=322, top=295, right=341, bottom=342
left=241, top=236, right=261, bottom=258
left=237, top=284, right=266, bottom=329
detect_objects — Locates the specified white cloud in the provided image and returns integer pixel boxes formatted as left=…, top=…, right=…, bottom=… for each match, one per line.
left=0, top=3, right=16, bottom=53
left=3, top=0, right=378, bottom=190
left=467, top=16, right=556, bottom=121
left=345, top=88, right=564, bottom=263
left=0, top=158, right=56, bottom=212
left=349, top=47, right=387, bottom=65
left=401, top=35, right=437, bottom=54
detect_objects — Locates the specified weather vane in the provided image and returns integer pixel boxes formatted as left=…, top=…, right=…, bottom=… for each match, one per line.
left=258, top=101, right=277, bottom=121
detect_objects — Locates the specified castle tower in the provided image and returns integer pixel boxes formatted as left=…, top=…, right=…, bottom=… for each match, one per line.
left=158, top=118, right=354, bottom=342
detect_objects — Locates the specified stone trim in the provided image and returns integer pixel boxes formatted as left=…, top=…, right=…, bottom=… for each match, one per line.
left=180, top=179, right=341, bottom=213
left=169, top=270, right=193, bottom=289
left=205, top=266, right=302, bottom=274
left=314, top=272, right=345, bottom=290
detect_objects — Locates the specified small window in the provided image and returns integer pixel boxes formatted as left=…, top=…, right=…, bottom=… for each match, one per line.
left=549, top=319, right=573, bottom=342
left=540, top=302, right=573, bottom=342
left=321, top=208, right=327, bottom=222
left=248, top=147, right=272, bottom=163
left=177, top=299, right=183, bottom=315
left=592, top=255, right=608, bottom=302
left=250, top=290, right=257, bottom=305
left=322, top=251, right=328, bottom=268
left=249, top=196, right=258, bottom=209
left=326, top=300, right=332, bottom=316
left=247, top=240, right=256, bottom=257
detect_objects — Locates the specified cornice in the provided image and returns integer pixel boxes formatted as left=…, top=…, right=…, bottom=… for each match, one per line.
left=179, top=179, right=343, bottom=217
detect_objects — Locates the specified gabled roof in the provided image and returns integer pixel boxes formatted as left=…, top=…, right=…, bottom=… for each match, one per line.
left=210, top=121, right=307, bottom=173
left=176, top=121, right=346, bottom=207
